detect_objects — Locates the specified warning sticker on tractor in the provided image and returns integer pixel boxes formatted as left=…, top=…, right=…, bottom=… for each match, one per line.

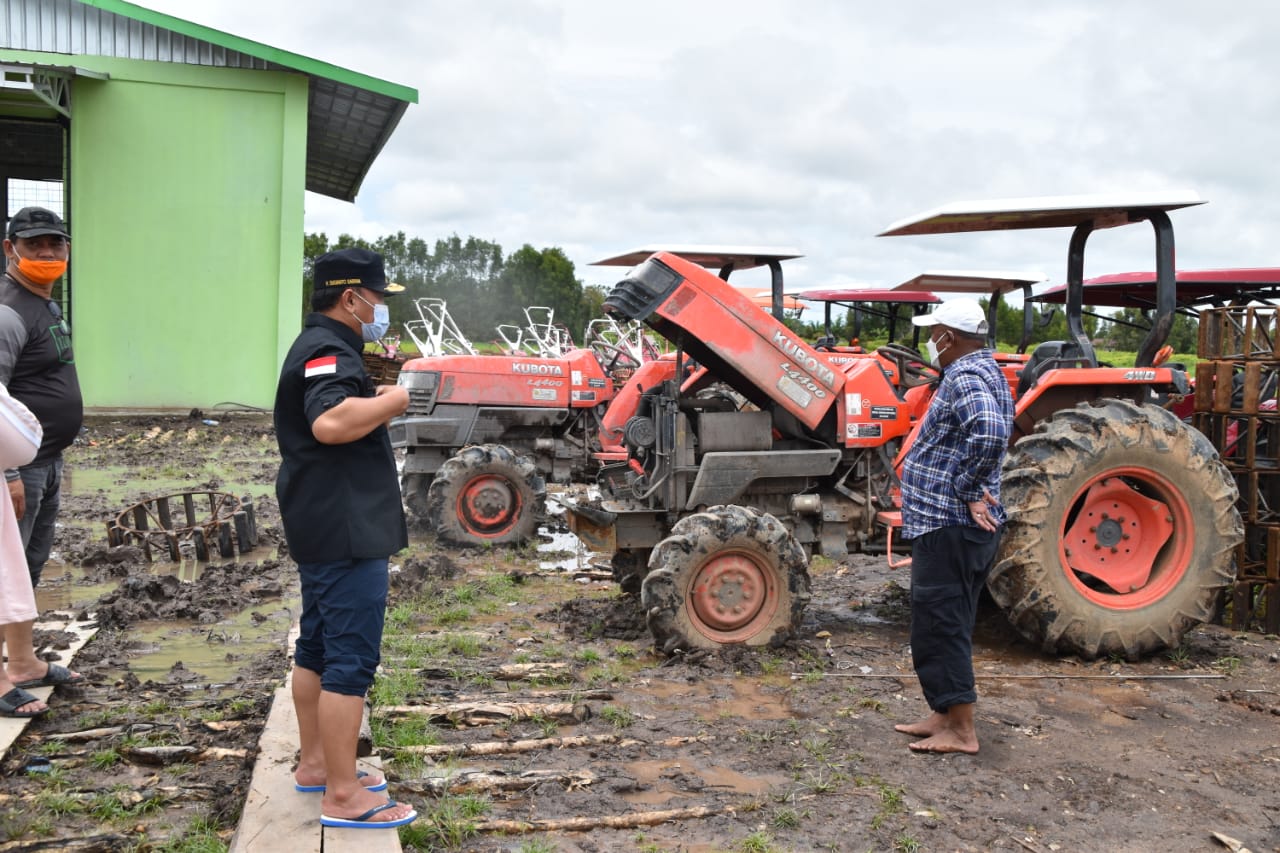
left=845, top=393, right=863, bottom=416
left=847, top=423, right=882, bottom=439
left=532, top=388, right=557, bottom=401
left=572, top=370, right=583, bottom=385
left=870, top=405, right=898, bottom=420
left=588, top=378, right=607, bottom=388
left=572, top=390, right=597, bottom=402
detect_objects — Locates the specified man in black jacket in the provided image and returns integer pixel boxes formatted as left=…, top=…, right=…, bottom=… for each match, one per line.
left=273, top=247, right=416, bottom=829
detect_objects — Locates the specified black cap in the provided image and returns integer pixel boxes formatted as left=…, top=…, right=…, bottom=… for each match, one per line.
left=314, top=247, right=404, bottom=295
left=6, top=207, right=69, bottom=241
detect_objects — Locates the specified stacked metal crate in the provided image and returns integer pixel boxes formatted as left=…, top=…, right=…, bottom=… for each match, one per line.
left=1193, top=306, right=1280, bottom=633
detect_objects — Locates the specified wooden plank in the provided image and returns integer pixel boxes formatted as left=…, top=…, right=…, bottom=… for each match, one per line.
left=0, top=619, right=98, bottom=755
left=322, top=751, right=401, bottom=852
left=228, top=684, right=320, bottom=853
left=232, top=623, right=400, bottom=853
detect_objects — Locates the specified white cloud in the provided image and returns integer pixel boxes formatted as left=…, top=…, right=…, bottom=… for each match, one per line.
left=143, top=0, right=1280, bottom=297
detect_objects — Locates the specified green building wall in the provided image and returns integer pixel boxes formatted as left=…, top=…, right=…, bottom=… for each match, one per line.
left=1, top=49, right=307, bottom=410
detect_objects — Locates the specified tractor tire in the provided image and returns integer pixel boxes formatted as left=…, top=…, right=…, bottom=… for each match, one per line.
left=611, top=549, right=651, bottom=596
left=642, top=505, right=810, bottom=654
left=402, top=473, right=433, bottom=526
left=991, top=399, right=1242, bottom=660
left=426, top=444, right=546, bottom=546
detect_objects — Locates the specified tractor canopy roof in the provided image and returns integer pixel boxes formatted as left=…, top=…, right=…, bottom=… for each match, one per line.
left=593, top=246, right=803, bottom=271
left=1032, top=268, right=1280, bottom=309
left=892, top=270, right=1048, bottom=295
left=791, top=287, right=941, bottom=304
left=877, top=191, right=1205, bottom=236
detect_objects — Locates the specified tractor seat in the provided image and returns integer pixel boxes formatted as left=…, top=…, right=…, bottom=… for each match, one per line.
left=1015, top=340, right=1095, bottom=396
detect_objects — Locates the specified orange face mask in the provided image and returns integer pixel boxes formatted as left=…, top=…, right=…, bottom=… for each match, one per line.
left=14, top=257, right=67, bottom=286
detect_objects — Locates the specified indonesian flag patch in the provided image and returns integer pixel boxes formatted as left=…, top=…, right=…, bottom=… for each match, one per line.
left=304, top=356, right=338, bottom=378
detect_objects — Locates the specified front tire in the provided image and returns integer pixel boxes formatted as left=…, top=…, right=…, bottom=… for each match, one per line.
left=402, top=472, right=433, bottom=525
left=642, top=505, right=810, bottom=654
left=991, top=400, right=1242, bottom=660
left=426, top=444, right=545, bottom=546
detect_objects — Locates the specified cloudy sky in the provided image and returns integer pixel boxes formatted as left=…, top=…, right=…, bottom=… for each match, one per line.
left=143, top=0, right=1279, bottom=296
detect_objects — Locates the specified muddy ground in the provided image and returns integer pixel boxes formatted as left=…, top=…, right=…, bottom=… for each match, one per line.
left=2, top=413, right=1278, bottom=852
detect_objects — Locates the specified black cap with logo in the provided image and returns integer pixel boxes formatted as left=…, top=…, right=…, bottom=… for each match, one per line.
left=6, top=207, right=70, bottom=241
left=314, top=248, right=404, bottom=295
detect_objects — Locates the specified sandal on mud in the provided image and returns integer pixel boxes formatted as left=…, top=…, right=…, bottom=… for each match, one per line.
left=0, top=687, right=49, bottom=717
left=14, top=663, right=84, bottom=690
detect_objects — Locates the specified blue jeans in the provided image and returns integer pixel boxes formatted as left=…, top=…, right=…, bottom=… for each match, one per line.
left=16, top=457, right=63, bottom=587
left=909, top=525, right=1001, bottom=711
left=293, top=557, right=389, bottom=697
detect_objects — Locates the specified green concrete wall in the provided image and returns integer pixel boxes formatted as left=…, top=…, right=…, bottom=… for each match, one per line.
left=0, top=51, right=306, bottom=410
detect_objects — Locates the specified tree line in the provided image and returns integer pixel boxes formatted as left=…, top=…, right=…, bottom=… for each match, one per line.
left=784, top=298, right=1198, bottom=354
left=303, top=232, right=608, bottom=346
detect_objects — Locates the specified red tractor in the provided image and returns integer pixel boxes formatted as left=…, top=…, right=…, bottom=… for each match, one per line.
left=391, top=247, right=802, bottom=547
left=565, top=193, right=1244, bottom=661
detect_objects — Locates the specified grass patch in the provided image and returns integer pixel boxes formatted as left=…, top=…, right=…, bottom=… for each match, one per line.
left=402, top=793, right=490, bottom=849
left=151, top=814, right=229, bottom=853
left=369, top=667, right=420, bottom=707
left=600, top=705, right=637, bottom=729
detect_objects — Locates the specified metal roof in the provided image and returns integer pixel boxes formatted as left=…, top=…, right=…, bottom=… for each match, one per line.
left=593, top=245, right=804, bottom=270
left=893, top=270, right=1048, bottom=295
left=792, top=287, right=940, bottom=304
left=1032, top=268, right=1280, bottom=309
left=878, top=191, right=1205, bottom=237
left=0, top=0, right=418, bottom=201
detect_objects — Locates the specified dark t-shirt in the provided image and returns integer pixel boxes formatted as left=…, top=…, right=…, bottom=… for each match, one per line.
left=0, top=275, right=83, bottom=465
left=273, top=313, right=407, bottom=563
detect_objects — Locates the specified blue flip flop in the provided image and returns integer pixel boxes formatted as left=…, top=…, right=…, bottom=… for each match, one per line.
left=295, top=769, right=387, bottom=794
left=320, top=801, right=417, bottom=829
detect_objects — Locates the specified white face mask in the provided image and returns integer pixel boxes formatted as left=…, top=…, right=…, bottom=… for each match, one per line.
left=350, top=292, right=391, bottom=343
left=925, top=332, right=951, bottom=367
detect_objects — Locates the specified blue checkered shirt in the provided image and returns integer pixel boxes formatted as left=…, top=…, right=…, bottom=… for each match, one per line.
left=900, top=350, right=1014, bottom=540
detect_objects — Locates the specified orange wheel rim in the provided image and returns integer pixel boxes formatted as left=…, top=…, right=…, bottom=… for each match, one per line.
left=687, top=550, right=780, bottom=643
left=1059, top=468, right=1192, bottom=609
left=456, top=474, right=522, bottom=537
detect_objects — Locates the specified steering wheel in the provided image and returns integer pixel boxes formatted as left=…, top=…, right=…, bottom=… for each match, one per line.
left=589, top=339, right=641, bottom=374
left=876, top=343, right=939, bottom=390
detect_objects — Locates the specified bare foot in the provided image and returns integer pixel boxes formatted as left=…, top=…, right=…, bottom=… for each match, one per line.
left=894, top=711, right=947, bottom=737
left=908, top=730, right=979, bottom=754
left=320, top=791, right=414, bottom=823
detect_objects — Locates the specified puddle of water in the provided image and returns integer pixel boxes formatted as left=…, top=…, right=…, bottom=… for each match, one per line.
left=536, top=526, right=592, bottom=572
left=34, top=558, right=118, bottom=613
left=124, top=603, right=297, bottom=684
left=620, top=757, right=786, bottom=807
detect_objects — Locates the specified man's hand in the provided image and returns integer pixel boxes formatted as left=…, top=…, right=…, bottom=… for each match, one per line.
left=967, top=489, right=999, bottom=532
left=7, top=478, right=24, bottom=520
left=374, top=384, right=410, bottom=417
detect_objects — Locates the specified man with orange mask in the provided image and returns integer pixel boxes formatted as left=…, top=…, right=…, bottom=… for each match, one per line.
left=0, top=207, right=85, bottom=697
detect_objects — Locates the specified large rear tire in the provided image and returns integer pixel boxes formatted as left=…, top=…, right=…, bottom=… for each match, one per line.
left=642, top=505, right=810, bottom=654
left=991, top=400, right=1242, bottom=660
left=426, top=444, right=545, bottom=546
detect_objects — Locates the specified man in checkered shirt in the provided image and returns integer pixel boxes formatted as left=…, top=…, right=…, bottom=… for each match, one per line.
left=894, top=298, right=1013, bottom=755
